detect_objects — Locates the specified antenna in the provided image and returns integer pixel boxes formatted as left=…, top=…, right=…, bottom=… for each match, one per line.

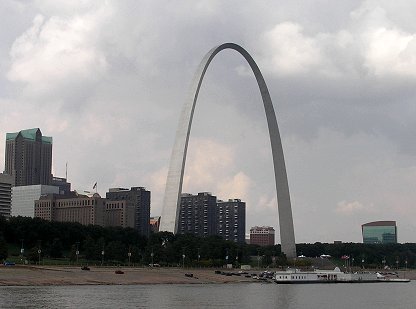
left=65, top=162, right=68, bottom=180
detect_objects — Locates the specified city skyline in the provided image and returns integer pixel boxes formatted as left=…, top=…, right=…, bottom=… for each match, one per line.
left=1, top=1, right=416, bottom=243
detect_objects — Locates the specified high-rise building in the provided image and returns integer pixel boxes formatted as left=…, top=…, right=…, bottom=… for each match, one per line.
left=5, top=128, right=52, bottom=186
left=217, top=199, right=246, bottom=243
left=0, top=173, right=14, bottom=218
left=178, top=192, right=246, bottom=243
left=106, top=187, right=150, bottom=236
left=362, top=221, right=397, bottom=244
left=179, top=192, right=217, bottom=237
left=105, top=200, right=135, bottom=228
left=12, top=185, right=59, bottom=217
left=250, top=226, right=275, bottom=246
left=35, top=192, right=105, bottom=226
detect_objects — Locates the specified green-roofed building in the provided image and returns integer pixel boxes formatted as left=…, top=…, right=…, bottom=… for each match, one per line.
left=4, top=128, right=52, bottom=186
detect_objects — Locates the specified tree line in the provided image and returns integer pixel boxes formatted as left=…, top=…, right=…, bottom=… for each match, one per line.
left=0, top=216, right=415, bottom=268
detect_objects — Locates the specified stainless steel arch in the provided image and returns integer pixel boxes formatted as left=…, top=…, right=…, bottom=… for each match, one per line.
left=160, top=43, right=296, bottom=258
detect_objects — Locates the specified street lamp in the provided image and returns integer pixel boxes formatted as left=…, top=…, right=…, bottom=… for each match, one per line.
left=76, top=242, right=80, bottom=265
left=405, top=258, right=408, bottom=278
left=396, top=257, right=399, bottom=270
left=257, top=249, right=260, bottom=269
left=151, top=248, right=154, bottom=267
left=128, top=248, right=132, bottom=267
left=37, top=240, right=42, bottom=265
left=101, top=249, right=105, bottom=266
left=20, top=239, right=24, bottom=264
left=197, top=248, right=200, bottom=264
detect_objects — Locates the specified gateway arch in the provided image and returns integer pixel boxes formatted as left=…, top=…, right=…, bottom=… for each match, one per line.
left=160, top=43, right=296, bottom=258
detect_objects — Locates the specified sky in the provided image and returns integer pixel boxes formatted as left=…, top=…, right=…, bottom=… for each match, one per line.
left=1, top=0, right=415, bottom=244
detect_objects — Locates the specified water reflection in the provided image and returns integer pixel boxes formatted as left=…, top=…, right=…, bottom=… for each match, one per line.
left=0, top=282, right=414, bottom=309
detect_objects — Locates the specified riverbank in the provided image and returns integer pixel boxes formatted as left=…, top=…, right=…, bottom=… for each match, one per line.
left=0, top=266, right=255, bottom=286
left=0, top=266, right=414, bottom=286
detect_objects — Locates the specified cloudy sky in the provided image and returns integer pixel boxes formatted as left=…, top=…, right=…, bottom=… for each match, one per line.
left=1, top=0, right=415, bottom=243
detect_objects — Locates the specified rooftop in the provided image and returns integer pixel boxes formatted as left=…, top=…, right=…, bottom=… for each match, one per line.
left=6, top=128, right=52, bottom=144
left=362, top=221, right=396, bottom=227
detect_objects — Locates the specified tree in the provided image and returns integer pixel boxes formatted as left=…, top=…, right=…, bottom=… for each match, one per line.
left=0, top=233, right=8, bottom=260
left=49, top=238, right=64, bottom=258
left=105, top=241, right=126, bottom=262
left=69, top=244, right=77, bottom=262
left=28, top=246, right=42, bottom=263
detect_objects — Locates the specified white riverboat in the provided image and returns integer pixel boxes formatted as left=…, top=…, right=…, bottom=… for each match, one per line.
left=273, top=267, right=409, bottom=284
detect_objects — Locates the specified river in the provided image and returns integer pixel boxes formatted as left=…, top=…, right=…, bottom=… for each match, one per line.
left=0, top=282, right=414, bottom=308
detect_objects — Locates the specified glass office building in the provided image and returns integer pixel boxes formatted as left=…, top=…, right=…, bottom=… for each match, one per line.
left=362, top=221, right=397, bottom=244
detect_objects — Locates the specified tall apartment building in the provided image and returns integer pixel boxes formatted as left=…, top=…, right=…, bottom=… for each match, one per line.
left=5, top=128, right=52, bottom=186
left=250, top=226, right=275, bottom=246
left=217, top=199, right=246, bottom=243
left=0, top=173, right=14, bottom=218
left=179, top=192, right=217, bottom=237
left=35, top=192, right=105, bottom=226
left=106, top=187, right=150, bottom=236
left=178, top=192, right=246, bottom=243
left=12, top=184, right=59, bottom=217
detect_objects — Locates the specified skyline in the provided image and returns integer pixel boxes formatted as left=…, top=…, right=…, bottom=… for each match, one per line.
left=1, top=1, right=416, bottom=243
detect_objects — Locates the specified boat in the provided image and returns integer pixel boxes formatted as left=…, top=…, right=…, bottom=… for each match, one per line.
left=376, top=272, right=410, bottom=283
left=273, top=267, right=410, bottom=284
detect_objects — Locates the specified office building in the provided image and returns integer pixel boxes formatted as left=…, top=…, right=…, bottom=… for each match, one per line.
left=105, top=200, right=135, bottom=228
left=12, top=185, right=59, bottom=217
left=250, top=226, right=275, bottom=246
left=50, top=176, right=71, bottom=194
left=106, top=187, right=150, bottom=236
left=5, top=128, right=52, bottom=186
left=35, top=192, right=105, bottom=226
left=362, top=221, right=397, bottom=244
left=179, top=192, right=217, bottom=237
left=0, top=173, right=14, bottom=218
left=217, top=199, right=246, bottom=243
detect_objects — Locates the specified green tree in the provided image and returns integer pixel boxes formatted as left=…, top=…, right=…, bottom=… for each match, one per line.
left=69, top=244, right=77, bottom=262
left=106, top=241, right=126, bottom=262
left=49, top=238, right=64, bottom=258
left=28, top=246, right=42, bottom=263
left=0, top=233, right=8, bottom=260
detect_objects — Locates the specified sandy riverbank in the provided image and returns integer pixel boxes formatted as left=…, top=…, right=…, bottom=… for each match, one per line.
left=0, top=266, right=255, bottom=286
left=0, top=266, right=414, bottom=286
